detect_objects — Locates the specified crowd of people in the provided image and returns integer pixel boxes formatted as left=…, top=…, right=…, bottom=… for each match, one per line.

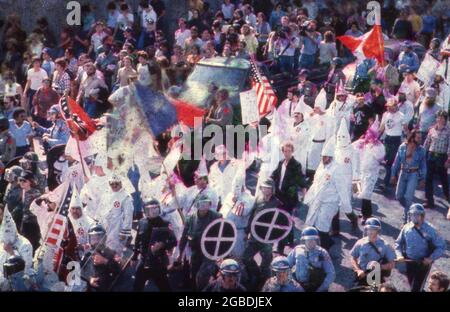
left=0, top=0, right=450, bottom=292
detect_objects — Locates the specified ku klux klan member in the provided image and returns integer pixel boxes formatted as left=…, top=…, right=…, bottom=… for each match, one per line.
left=327, top=81, right=354, bottom=134
left=352, top=118, right=386, bottom=224
left=68, top=188, right=94, bottom=258
left=289, top=104, right=311, bottom=175
left=81, top=153, right=111, bottom=219
left=97, top=173, right=134, bottom=255
left=304, top=137, right=352, bottom=250
left=305, top=88, right=334, bottom=183
left=208, top=144, right=241, bottom=207
left=331, top=120, right=358, bottom=236
left=173, top=157, right=219, bottom=214
left=220, top=163, right=255, bottom=258
left=0, top=205, right=33, bottom=287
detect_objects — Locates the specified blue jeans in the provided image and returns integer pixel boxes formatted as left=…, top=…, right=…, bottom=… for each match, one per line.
left=384, top=135, right=402, bottom=186
left=299, top=53, right=315, bottom=69
left=395, top=171, right=419, bottom=223
left=278, top=55, right=294, bottom=74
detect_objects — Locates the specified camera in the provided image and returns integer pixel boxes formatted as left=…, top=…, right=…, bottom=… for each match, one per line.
left=299, top=21, right=311, bottom=36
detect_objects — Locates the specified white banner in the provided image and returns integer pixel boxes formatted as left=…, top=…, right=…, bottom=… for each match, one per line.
left=416, top=54, right=440, bottom=86
left=240, top=89, right=259, bottom=125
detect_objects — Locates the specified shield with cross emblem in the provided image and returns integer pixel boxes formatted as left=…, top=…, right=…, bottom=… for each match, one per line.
left=251, top=208, right=292, bottom=244
left=201, top=219, right=237, bottom=261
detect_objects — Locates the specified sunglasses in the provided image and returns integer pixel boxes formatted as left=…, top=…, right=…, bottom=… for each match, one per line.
left=19, top=178, right=29, bottom=183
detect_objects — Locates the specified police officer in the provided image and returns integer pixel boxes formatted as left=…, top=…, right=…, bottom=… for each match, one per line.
left=1, top=255, right=36, bottom=291
left=287, top=227, right=335, bottom=292
left=133, top=198, right=177, bottom=291
left=87, top=244, right=121, bottom=292
left=177, top=194, right=222, bottom=291
left=19, top=152, right=47, bottom=193
left=242, top=178, right=282, bottom=290
left=262, top=256, right=304, bottom=292
left=350, top=217, right=396, bottom=286
left=80, top=224, right=107, bottom=267
left=203, top=259, right=246, bottom=292
left=0, top=115, right=16, bottom=171
left=395, top=204, right=446, bottom=292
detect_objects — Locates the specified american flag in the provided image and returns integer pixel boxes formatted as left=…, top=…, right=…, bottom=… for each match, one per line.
left=249, top=57, right=278, bottom=117
left=44, top=182, right=76, bottom=273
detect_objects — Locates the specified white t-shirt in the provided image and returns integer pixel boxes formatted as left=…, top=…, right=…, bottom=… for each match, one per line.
left=381, top=111, right=405, bottom=137
left=399, top=80, right=420, bottom=104
left=142, top=8, right=157, bottom=28
left=117, top=13, right=135, bottom=31
left=27, top=68, right=48, bottom=91
left=175, top=29, right=191, bottom=47
left=137, top=63, right=151, bottom=86
left=91, top=32, right=107, bottom=52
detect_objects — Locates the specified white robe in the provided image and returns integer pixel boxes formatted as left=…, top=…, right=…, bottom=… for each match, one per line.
left=69, top=214, right=94, bottom=247
left=306, top=114, right=334, bottom=171
left=335, top=144, right=354, bottom=207
left=327, top=100, right=353, bottom=134
left=209, top=159, right=241, bottom=202
left=220, top=190, right=255, bottom=258
left=0, top=236, right=33, bottom=288
left=98, top=188, right=134, bottom=254
left=352, top=141, right=386, bottom=200
left=289, top=120, right=311, bottom=175
left=177, top=184, right=219, bottom=215
left=304, top=161, right=351, bottom=232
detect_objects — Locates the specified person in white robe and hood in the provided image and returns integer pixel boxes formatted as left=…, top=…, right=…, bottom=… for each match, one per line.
left=0, top=205, right=34, bottom=288
left=97, top=173, right=134, bottom=256
left=331, top=119, right=358, bottom=235
left=289, top=104, right=311, bottom=175
left=305, top=88, right=334, bottom=183
left=352, top=117, right=386, bottom=224
left=220, top=162, right=255, bottom=258
left=304, top=137, right=352, bottom=250
left=327, top=80, right=354, bottom=135
left=68, top=187, right=94, bottom=258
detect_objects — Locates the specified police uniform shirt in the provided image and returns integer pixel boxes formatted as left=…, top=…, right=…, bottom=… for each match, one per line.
left=350, top=236, right=396, bottom=270
left=395, top=222, right=446, bottom=262
left=287, top=245, right=335, bottom=291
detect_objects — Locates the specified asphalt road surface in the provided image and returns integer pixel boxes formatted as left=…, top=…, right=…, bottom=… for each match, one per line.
left=245, top=162, right=450, bottom=292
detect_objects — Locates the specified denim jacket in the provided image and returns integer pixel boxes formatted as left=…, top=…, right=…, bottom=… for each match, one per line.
left=391, top=142, right=427, bottom=180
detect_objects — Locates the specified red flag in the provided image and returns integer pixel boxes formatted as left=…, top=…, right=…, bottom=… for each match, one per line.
left=337, top=24, right=385, bottom=65
left=60, top=97, right=98, bottom=141
left=171, top=98, right=206, bottom=128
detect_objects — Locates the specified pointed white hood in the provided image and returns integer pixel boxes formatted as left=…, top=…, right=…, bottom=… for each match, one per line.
left=336, top=118, right=351, bottom=148
left=314, top=88, right=327, bottom=111
left=321, top=136, right=336, bottom=158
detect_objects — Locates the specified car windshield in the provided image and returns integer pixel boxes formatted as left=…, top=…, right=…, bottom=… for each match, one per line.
left=188, top=64, right=247, bottom=91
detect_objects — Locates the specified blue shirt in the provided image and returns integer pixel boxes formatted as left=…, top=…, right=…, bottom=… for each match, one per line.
left=396, top=51, right=420, bottom=73
left=421, top=15, right=437, bottom=34
left=391, top=143, right=427, bottom=180
left=350, top=236, right=396, bottom=270
left=300, top=33, right=322, bottom=55
left=355, top=59, right=376, bottom=79
left=269, top=10, right=286, bottom=28
left=419, top=104, right=440, bottom=133
left=8, top=120, right=32, bottom=147
left=287, top=245, right=335, bottom=292
left=36, top=119, right=70, bottom=147
left=395, top=222, right=446, bottom=261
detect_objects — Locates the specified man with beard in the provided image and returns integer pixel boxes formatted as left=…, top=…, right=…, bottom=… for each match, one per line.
left=418, top=88, right=441, bottom=143
left=76, top=62, right=108, bottom=118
